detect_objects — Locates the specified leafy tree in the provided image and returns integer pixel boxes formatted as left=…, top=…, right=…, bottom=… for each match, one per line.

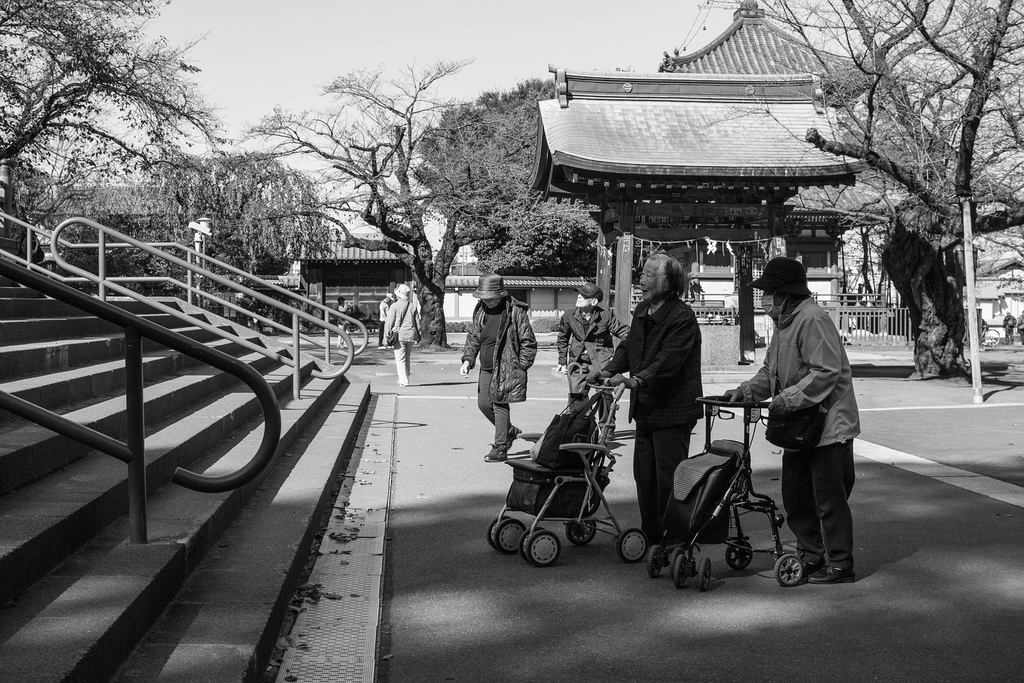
left=767, top=0, right=1024, bottom=378
left=421, top=78, right=596, bottom=276
left=0, top=0, right=217, bottom=175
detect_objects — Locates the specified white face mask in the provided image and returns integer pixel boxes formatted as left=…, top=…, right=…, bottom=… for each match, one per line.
left=761, top=292, right=784, bottom=320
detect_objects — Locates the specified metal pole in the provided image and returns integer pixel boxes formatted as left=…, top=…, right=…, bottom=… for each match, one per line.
left=293, top=311, right=301, bottom=400
left=961, top=198, right=984, bottom=404
left=98, top=229, right=107, bottom=302
left=324, top=307, right=331, bottom=364
left=125, top=327, right=148, bottom=543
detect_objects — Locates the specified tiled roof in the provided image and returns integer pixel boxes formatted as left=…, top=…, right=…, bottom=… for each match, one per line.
left=302, top=245, right=408, bottom=263
left=447, top=276, right=589, bottom=289
left=660, top=2, right=828, bottom=75
left=531, top=71, right=860, bottom=192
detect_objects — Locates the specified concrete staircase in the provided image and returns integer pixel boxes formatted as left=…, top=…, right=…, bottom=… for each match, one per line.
left=0, top=275, right=370, bottom=682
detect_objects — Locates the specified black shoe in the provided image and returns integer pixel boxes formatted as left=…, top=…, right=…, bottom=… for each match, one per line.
left=807, top=566, right=856, bottom=584
left=507, top=425, right=522, bottom=443
left=803, top=559, right=826, bottom=576
left=484, top=445, right=508, bottom=462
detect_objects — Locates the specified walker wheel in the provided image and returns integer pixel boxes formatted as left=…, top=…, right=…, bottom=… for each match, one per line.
left=774, top=553, right=805, bottom=587
left=696, top=557, right=712, bottom=592
left=492, top=518, right=525, bottom=555
left=668, top=547, right=683, bottom=566
left=725, top=540, right=753, bottom=570
left=519, top=530, right=533, bottom=564
left=646, top=545, right=667, bottom=578
left=615, top=528, right=648, bottom=563
left=565, top=520, right=597, bottom=546
left=525, top=530, right=561, bottom=568
left=670, top=552, right=688, bottom=589
left=486, top=517, right=500, bottom=551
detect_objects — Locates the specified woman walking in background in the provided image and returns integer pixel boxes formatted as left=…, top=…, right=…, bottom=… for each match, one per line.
left=383, top=284, right=421, bottom=387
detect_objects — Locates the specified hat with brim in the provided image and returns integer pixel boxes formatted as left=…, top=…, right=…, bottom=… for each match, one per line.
left=576, top=283, right=603, bottom=302
left=750, top=257, right=812, bottom=297
left=473, top=273, right=508, bottom=299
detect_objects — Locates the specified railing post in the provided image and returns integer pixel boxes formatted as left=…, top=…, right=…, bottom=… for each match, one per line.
left=187, top=249, right=194, bottom=306
left=125, top=327, right=148, bottom=543
left=98, top=229, right=107, bottom=302
left=293, top=311, right=301, bottom=400
left=324, top=307, right=331, bottom=364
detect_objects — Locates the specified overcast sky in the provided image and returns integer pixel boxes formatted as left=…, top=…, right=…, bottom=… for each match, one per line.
left=146, top=0, right=736, bottom=138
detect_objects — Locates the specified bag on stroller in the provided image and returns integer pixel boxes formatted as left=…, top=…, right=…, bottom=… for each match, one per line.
left=529, top=392, right=600, bottom=469
left=662, top=440, right=742, bottom=546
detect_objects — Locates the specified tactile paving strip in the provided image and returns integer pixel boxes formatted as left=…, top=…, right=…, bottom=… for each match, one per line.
left=276, top=395, right=396, bottom=683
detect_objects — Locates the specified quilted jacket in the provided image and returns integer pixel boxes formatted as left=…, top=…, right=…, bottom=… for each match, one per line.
left=462, top=297, right=537, bottom=403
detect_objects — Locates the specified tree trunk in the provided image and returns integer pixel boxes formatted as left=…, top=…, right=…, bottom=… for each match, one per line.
left=880, top=220, right=967, bottom=379
left=418, top=274, right=449, bottom=348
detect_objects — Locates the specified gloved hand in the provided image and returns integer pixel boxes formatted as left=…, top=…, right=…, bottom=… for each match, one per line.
left=724, top=388, right=744, bottom=403
left=557, top=364, right=567, bottom=375
left=585, top=367, right=604, bottom=385
left=459, top=361, right=470, bottom=378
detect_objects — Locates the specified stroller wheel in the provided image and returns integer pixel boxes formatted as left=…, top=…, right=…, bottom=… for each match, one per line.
left=646, top=546, right=667, bottom=578
left=525, top=530, right=561, bottom=567
left=493, top=518, right=526, bottom=555
left=616, top=528, right=648, bottom=563
left=696, top=557, right=712, bottom=592
left=486, top=518, right=501, bottom=551
left=725, top=540, right=753, bottom=570
left=670, top=553, right=688, bottom=589
left=774, top=553, right=805, bottom=587
left=565, top=521, right=597, bottom=546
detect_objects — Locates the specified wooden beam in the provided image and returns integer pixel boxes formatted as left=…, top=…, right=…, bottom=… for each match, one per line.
left=736, top=243, right=756, bottom=364
left=614, top=205, right=635, bottom=324
left=633, top=226, right=771, bottom=241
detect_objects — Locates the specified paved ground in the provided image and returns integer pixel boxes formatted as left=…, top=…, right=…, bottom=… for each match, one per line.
left=279, top=335, right=1024, bottom=683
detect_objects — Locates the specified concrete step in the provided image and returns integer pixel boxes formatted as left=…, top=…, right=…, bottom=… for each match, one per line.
left=0, top=286, right=43, bottom=300
left=0, top=347, right=284, bottom=496
left=0, top=312, right=188, bottom=346
left=0, top=335, right=253, bottom=426
left=0, top=324, right=248, bottom=382
left=0, top=376, right=367, bottom=683
left=0, top=354, right=320, bottom=608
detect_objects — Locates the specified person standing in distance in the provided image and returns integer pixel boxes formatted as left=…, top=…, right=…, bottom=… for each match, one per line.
left=587, top=253, right=703, bottom=544
left=377, top=292, right=395, bottom=347
left=724, top=256, right=860, bottom=584
left=556, top=283, right=629, bottom=417
left=383, top=284, right=421, bottom=387
left=460, top=274, right=537, bottom=462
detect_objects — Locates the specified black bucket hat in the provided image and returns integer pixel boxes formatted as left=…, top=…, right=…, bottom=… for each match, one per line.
left=750, top=257, right=812, bottom=296
left=473, top=273, right=508, bottom=299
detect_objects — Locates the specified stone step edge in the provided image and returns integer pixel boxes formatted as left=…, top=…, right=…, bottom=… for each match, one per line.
left=0, top=376, right=365, bottom=682
left=115, top=382, right=373, bottom=682
left=0, top=359, right=317, bottom=602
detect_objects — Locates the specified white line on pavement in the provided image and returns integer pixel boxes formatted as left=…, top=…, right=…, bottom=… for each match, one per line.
left=857, top=440, right=1024, bottom=509
left=860, top=402, right=1024, bottom=412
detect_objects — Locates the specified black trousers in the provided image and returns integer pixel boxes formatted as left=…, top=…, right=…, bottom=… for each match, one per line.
left=782, top=439, right=856, bottom=570
left=633, top=421, right=696, bottom=542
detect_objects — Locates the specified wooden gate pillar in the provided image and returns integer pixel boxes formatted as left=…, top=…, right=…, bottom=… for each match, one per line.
left=736, top=243, right=756, bottom=364
left=596, top=226, right=612, bottom=302
left=614, top=203, right=635, bottom=323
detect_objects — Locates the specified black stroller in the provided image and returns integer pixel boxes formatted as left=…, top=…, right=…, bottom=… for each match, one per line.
left=645, top=396, right=806, bottom=589
left=486, top=383, right=649, bottom=568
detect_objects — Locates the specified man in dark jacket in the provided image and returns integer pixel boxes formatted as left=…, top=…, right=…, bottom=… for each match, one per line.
left=557, top=283, right=629, bottom=415
left=587, top=254, right=703, bottom=543
left=460, top=274, right=538, bottom=462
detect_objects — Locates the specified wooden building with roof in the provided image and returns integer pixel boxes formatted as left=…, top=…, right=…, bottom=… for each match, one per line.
left=529, top=0, right=863, bottom=362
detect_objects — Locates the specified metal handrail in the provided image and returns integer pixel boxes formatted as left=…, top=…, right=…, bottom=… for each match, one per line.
left=1, top=211, right=368, bottom=399
left=0, top=257, right=283, bottom=543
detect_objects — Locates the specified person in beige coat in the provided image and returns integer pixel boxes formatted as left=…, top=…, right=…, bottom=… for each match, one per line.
left=383, top=284, right=421, bottom=387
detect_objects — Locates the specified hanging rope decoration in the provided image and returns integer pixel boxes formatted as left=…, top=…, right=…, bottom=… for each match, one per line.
left=632, top=236, right=775, bottom=267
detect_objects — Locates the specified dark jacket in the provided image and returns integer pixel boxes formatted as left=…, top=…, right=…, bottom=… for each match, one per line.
left=602, top=298, right=703, bottom=428
left=462, top=297, right=537, bottom=403
left=556, top=305, right=630, bottom=368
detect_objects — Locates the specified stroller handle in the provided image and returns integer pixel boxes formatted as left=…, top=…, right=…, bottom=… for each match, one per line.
left=696, top=395, right=770, bottom=410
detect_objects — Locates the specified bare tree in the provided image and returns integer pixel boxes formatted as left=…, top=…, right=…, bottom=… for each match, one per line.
left=250, top=60, right=481, bottom=347
left=765, top=0, right=1024, bottom=378
left=0, top=0, right=218, bottom=174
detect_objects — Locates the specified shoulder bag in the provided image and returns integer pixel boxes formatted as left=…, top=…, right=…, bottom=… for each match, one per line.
left=385, top=302, right=408, bottom=348
left=764, top=349, right=828, bottom=451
